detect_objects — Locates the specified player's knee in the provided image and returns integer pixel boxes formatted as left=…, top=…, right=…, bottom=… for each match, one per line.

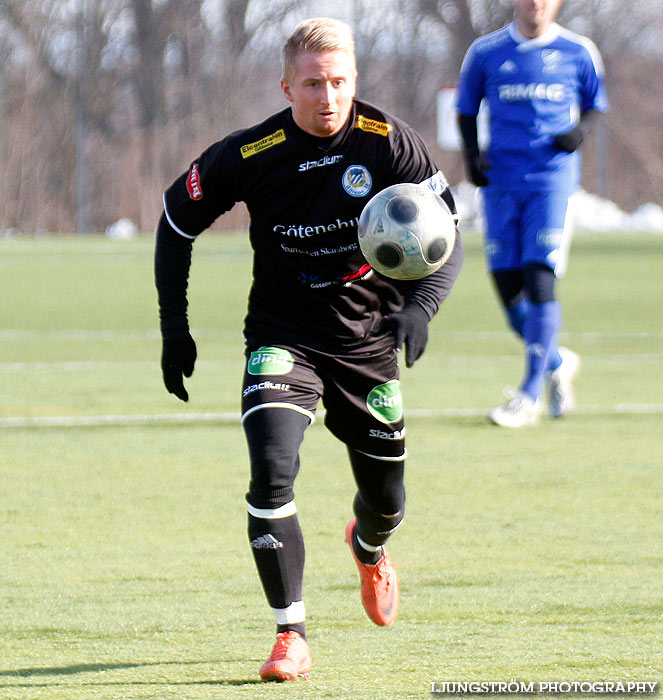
left=523, top=262, right=556, bottom=304
left=242, top=406, right=308, bottom=462
left=353, top=492, right=405, bottom=547
left=348, top=447, right=405, bottom=512
left=492, top=268, right=524, bottom=307
left=246, top=484, right=295, bottom=510
left=243, top=406, right=310, bottom=509
left=245, top=447, right=298, bottom=509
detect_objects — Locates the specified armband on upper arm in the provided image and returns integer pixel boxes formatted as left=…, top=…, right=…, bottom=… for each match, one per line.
left=421, top=170, right=449, bottom=197
left=420, top=170, right=458, bottom=217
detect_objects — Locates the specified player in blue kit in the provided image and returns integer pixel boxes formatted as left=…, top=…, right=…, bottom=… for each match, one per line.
left=456, top=0, right=608, bottom=427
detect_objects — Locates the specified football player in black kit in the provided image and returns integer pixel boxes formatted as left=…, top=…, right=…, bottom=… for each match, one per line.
left=155, top=17, right=464, bottom=682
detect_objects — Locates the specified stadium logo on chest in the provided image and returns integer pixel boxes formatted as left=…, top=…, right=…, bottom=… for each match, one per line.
left=342, top=165, right=372, bottom=197
left=299, top=154, right=343, bottom=172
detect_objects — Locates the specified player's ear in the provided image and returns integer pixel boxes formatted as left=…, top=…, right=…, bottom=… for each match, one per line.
left=281, top=79, right=293, bottom=103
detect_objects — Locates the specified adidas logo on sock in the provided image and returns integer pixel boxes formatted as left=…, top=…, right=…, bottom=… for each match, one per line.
left=250, top=534, right=284, bottom=550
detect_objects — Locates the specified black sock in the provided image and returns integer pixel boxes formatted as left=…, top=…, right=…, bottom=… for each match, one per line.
left=248, top=512, right=305, bottom=611
left=352, top=529, right=382, bottom=565
left=277, top=622, right=306, bottom=639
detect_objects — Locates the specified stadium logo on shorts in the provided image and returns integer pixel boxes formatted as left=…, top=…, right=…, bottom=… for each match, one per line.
left=366, top=380, right=403, bottom=424
left=247, top=346, right=294, bottom=376
left=342, top=165, right=372, bottom=197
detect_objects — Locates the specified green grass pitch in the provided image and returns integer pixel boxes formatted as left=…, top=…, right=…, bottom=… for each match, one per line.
left=1, top=232, right=662, bottom=699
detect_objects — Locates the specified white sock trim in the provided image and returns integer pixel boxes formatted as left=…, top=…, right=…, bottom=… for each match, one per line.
left=273, top=600, right=306, bottom=625
left=247, top=501, right=297, bottom=519
left=356, top=534, right=382, bottom=553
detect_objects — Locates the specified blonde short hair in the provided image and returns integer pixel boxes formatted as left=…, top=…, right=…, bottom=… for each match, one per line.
left=282, top=17, right=357, bottom=81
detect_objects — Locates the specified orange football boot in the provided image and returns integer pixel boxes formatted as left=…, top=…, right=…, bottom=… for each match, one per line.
left=259, top=631, right=312, bottom=682
left=345, top=518, right=399, bottom=626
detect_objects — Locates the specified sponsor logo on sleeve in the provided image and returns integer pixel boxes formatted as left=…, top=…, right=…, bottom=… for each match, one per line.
left=342, top=165, right=372, bottom=197
left=355, top=114, right=393, bottom=137
left=247, top=346, right=294, bottom=376
left=366, top=380, right=403, bottom=424
left=186, top=163, right=203, bottom=200
left=240, top=129, right=287, bottom=159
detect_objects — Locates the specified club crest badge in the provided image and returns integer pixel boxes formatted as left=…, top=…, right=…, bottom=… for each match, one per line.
left=342, top=165, right=372, bottom=198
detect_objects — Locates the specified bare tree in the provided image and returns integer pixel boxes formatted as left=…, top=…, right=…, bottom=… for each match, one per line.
left=0, top=0, right=661, bottom=232
left=415, top=0, right=513, bottom=73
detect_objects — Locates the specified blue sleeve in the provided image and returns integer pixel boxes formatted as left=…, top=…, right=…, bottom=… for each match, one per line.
left=578, top=43, right=608, bottom=113
left=456, top=42, right=485, bottom=117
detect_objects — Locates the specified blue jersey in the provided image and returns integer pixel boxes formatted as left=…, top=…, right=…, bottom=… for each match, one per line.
left=456, top=22, right=608, bottom=192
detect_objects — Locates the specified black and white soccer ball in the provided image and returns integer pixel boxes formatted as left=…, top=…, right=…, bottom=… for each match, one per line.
left=358, top=183, right=456, bottom=280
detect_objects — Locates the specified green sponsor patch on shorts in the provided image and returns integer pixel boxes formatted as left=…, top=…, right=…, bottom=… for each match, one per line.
left=247, top=346, right=294, bottom=376
left=366, top=379, right=403, bottom=424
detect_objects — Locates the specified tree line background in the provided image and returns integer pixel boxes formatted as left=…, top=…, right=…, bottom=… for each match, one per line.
left=2, top=0, right=662, bottom=234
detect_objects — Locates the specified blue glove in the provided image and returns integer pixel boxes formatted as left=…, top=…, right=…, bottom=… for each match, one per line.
left=161, top=333, right=197, bottom=402
left=381, top=305, right=429, bottom=368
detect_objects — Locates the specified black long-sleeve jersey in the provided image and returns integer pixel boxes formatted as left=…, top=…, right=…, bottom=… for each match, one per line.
left=156, top=98, right=464, bottom=351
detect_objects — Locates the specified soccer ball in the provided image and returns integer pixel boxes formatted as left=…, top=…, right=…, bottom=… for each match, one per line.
left=358, top=183, right=456, bottom=280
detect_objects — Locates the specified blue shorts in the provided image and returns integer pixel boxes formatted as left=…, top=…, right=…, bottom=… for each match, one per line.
left=482, top=189, right=574, bottom=276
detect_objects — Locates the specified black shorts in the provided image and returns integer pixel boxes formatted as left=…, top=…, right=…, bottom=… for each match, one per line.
left=241, top=342, right=406, bottom=460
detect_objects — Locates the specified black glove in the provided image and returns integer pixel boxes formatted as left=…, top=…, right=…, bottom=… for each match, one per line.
left=161, top=333, right=197, bottom=402
left=381, top=305, right=430, bottom=368
left=464, top=150, right=489, bottom=187
left=553, top=126, right=584, bottom=153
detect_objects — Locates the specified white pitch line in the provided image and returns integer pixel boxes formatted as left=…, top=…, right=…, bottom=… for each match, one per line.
left=0, top=329, right=240, bottom=340
left=2, top=329, right=663, bottom=341
left=0, top=413, right=240, bottom=428
left=2, top=354, right=663, bottom=372
left=1, top=361, right=155, bottom=370
left=0, top=360, right=223, bottom=370
left=2, top=404, right=663, bottom=428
